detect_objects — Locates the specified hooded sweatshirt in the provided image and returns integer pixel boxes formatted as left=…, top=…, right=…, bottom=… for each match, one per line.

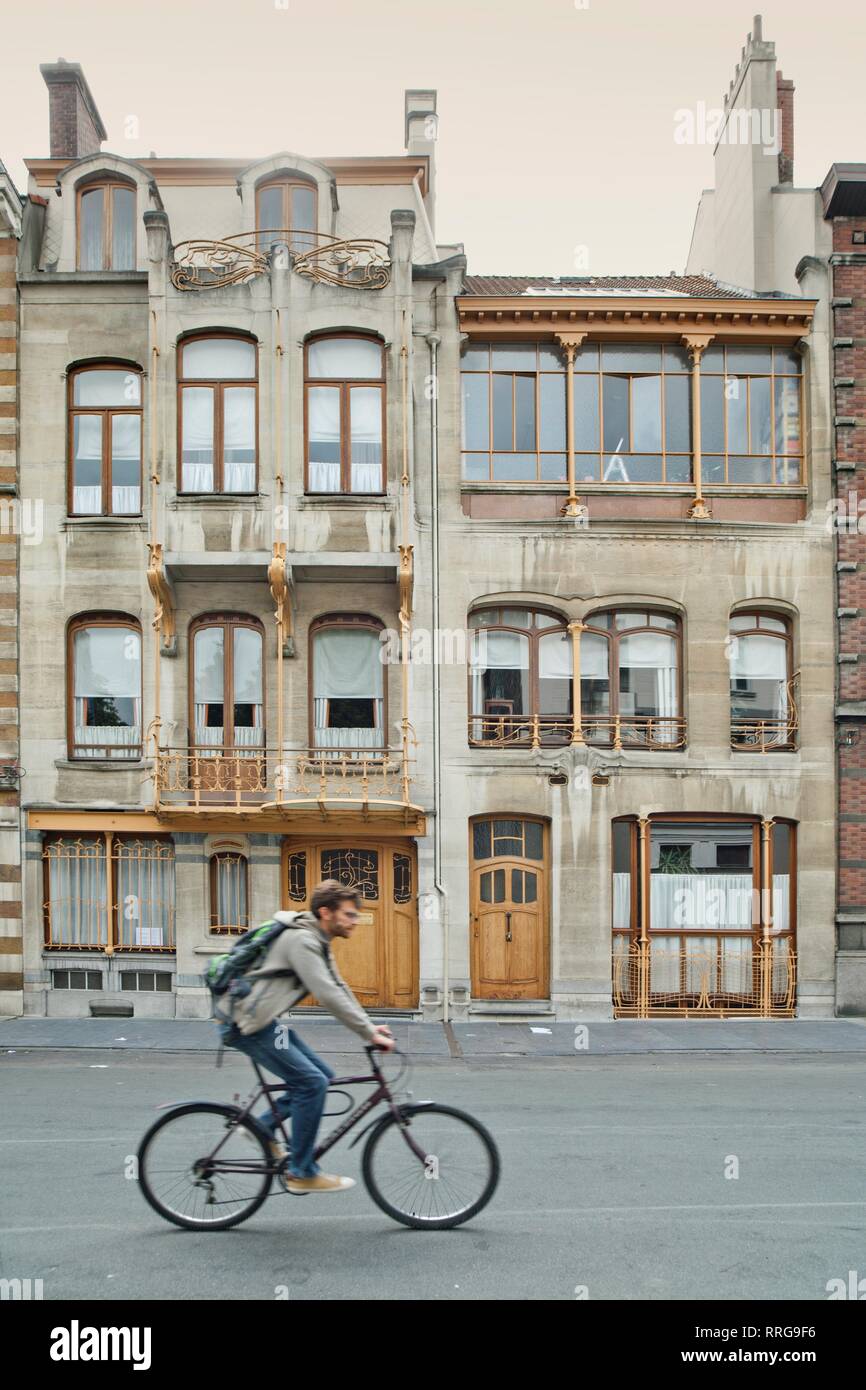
left=225, top=910, right=378, bottom=1042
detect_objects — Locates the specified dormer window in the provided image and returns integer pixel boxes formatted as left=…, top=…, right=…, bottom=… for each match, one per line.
left=77, top=180, right=135, bottom=271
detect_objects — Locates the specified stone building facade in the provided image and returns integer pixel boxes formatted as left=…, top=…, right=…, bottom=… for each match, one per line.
left=9, top=53, right=838, bottom=1020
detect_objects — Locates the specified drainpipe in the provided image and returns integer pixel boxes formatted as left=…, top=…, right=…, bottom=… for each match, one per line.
left=427, top=330, right=449, bottom=1022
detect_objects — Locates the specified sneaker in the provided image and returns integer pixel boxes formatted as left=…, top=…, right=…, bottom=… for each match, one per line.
left=241, top=1124, right=288, bottom=1164
left=284, top=1173, right=356, bottom=1194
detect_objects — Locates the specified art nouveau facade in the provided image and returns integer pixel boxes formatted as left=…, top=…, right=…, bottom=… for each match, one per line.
left=12, top=61, right=837, bottom=1020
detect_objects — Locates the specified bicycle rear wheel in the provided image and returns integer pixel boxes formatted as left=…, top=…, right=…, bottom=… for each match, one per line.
left=137, top=1102, right=273, bottom=1230
left=361, top=1103, right=500, bottom=1229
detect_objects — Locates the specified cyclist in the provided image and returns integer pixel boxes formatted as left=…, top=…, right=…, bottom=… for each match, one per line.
left=219, top=879, right=395, bottom=1194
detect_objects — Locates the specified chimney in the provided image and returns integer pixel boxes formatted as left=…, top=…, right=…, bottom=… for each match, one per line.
left=776, top=70, right=794, bottom=184
left=404, top=89, right=437, bottom=236
left=40, top=60, right=107, bottom=159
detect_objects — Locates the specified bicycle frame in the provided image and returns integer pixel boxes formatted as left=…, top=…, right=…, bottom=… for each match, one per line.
left=201, top=1046, right=429, bottom=1172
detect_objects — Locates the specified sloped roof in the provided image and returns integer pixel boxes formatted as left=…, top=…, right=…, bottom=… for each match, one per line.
left=462, top=274, right=763, bottom=299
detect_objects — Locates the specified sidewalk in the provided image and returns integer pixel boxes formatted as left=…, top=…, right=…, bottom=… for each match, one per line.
left=2, top=1016, right=866, bottom=1055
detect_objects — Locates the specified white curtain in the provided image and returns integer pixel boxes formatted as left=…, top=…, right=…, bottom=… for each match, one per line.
left=470, top=630, right=529, bottom=738
left=194, top=627, right=224, bottom=747
left=73, top=485, right=102, bottom=513
left=72, top=416, right=102, bottom=513
left=619, top=631, right=678, bottom=742
left=307, top=387, right=341, bottom=492
left=350, top=387, right=383, bottom=491
left=114, top=842, right=175, bottom=949
left=308, top=337, right=382, bottom=379
left=538, top=632, right=572, bottom=679
left=650, top=873, right=755, bottom=931
left=223, top=388, right=256, bottom=492
left=731, top=634, right=788, bottom=721
left=215, top=855, right=247, bottom=929
left=181, top=387, right=214, bottom=492
left=613, top=872, right=631, bottom=930
left=313, top=627, right=384, bottom=748
left=73, top=627, right=141, bottom=758
left=111, top=487, right=140, bottom=513
left=47, top=841, right=108, bottom=946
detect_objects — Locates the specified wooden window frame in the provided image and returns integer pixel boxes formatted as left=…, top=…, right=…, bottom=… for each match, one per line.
left=582, top=608, right=683, bottom=742
left=304, top=333, right=386, bottom=495
left=208, top=851, right=250, bottom=934
left=67, top=361, right=143, bottom=517
left=308, top=613, right=387, bottom=747
left=255, top=177, right=318, bottom=251
left=66, top=612, right=143, bottom=761
left=76, top=179, right=136, bottom=271
left=700, top=346, right=805, bottom=487
left=611, top=812, right=797, bottom=946
left=42, top=832, right=175, bottom=953
left=729, top=609, right=795, bottom=751
left=467, top=606, right=571, bottom=743
left=177, top=332, right=259, bottom=496
left=189, top=613, right=266, bottom=752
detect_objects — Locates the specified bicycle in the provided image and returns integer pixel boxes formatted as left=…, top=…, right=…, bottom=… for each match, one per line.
left=136, top=1044, right=500, bottom=1231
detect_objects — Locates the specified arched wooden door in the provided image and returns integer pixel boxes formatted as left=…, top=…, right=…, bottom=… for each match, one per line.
left=470, top=817, right=549, bottom=1000
left=281, top=839, right=418, bottom=1009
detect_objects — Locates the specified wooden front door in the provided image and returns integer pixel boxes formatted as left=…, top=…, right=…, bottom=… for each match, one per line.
left=470, top=817, right=549, bottom=1000
left=281, top=840, right=418, bottom=1009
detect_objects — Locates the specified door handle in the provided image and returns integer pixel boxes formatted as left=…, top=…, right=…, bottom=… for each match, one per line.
left=505, top=911, right=512, bottom=943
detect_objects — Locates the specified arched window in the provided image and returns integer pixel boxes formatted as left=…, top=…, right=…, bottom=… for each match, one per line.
left=256, top=177, right=317, bottom=255
left=190, top=615, right=264, bottom=753
left=77, top=179, right=136, bottom=271
left=178, top=335, right=258, bottom=495
left=729, top=612, right=794, bottom=750
left=305, top=335, right=385, bottom=495
left=209, top=852, right=249, bottom=934
left=581, top=609, right=682, bottom=748
left=68, top=363, right=142, bottom=516
left=68, top=615, right=142, bottom=759
left=310, top=614, right=385, bottom=749
left=468, top=606, right=571, bottom=745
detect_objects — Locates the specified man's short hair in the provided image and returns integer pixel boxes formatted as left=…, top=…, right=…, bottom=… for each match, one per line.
left=310, top=879, right=362, bottom=917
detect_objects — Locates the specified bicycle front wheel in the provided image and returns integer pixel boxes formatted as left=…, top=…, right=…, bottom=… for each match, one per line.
left=361, top=1103, right=500, bottom=1229
left=137, top=1102, right=273, bottom=1231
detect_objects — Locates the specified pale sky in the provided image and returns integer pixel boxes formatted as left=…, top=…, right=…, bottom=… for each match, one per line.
left=2, top=0, right=864, bottom=275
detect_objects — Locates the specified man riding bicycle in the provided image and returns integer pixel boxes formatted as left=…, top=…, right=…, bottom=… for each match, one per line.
left=218, top=879, right=395, bottom=1194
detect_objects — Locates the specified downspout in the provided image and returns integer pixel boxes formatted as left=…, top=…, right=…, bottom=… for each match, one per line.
left=427, top=329, right=448, bottom=1022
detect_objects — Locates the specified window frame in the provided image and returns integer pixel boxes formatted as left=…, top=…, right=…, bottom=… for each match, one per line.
left=467, top=606, right=571, bottom=744
left=729, top=609, right=795, bottom=751
left=67, top=361, right=143, bottom=517
left=308, top=613, right=387, bottom=748
left=209, top=851, right=250, bottom=934
left=177, top=332, right=259, bottom=496
left=76, top=178, right=136, bottom=272
left=303, top=333, right=386, bottom=496
left=42, top=832, right=175, bottom=953
left=189, top=612, right=266, bottom=754
left=255, top=177, right=318, bottom=253
left=66, top=612, right=143, bottom=761
left=582, top=608, right=683, bottom=746
left=700, top=346, right=805, bottom=487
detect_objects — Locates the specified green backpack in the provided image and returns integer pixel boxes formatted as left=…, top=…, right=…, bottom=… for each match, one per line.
left=203, top=916, right=301, bottom=1020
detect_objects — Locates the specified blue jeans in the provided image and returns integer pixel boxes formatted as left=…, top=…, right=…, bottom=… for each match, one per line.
left=219, top=1020, right=335, bottom=1178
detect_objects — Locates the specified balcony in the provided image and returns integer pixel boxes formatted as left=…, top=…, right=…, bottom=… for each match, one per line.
left=150, top=744, right=424, bottom=831
left=612, top=935, right=797, bottom=1018
left=468, top=713, right=688, bottom=751
left=170, top=230, right=391, bottom=292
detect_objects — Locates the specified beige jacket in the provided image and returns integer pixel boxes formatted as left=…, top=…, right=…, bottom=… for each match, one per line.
left=226, top=910, right=378, bottom=1042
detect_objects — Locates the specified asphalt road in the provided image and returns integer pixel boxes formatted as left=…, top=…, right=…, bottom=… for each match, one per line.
left=2, top=1047, right=865, bottom=1301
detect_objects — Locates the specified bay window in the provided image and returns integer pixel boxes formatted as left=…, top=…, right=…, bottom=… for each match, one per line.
left=69, top=365, right=142, bottom=516
left=311, top=615, right=385, bottom=749
left=69, top=616, right=142, bottom=759
left=700, top=346, right=803, bottom=485
left=178, top=335, right=258, bottom=494
left=305, top=335, right=385, bottom=494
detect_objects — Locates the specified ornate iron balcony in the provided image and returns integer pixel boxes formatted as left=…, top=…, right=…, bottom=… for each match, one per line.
left=170, top=230, right=391, bottom=291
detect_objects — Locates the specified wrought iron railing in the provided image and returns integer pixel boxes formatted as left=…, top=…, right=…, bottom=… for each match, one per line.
left=612, top=934, right=797, bottom=1017
left=468, top=713, right=688, bottom=750
left=170, top=230, right=391, bottom=291
left=42, top=836, right=176, bottom=952
left=151, top=744, right=414, bottom=811
left=731, top=671, right=799, bottom=752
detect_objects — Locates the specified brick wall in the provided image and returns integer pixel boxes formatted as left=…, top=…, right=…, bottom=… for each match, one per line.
left=833, top=215, right=866, bottom=917
left=0, top=222, right=21, bottom=1008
